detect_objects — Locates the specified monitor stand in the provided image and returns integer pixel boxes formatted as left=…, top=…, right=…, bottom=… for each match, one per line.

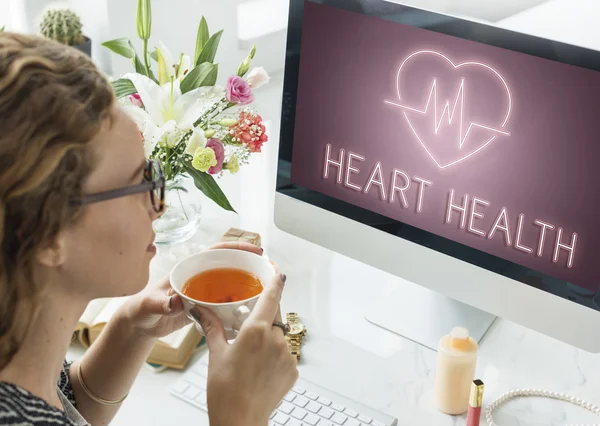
left=364, top=281, right=497, bottom=351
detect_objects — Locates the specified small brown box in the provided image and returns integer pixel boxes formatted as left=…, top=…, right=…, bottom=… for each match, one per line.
left=220, top=227, right=262, bottom=248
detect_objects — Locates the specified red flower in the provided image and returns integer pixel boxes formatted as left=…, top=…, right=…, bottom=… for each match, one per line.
left=230, top=111, right=268, bottom=152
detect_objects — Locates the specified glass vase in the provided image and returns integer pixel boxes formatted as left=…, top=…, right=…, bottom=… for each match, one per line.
left=153, top=176, right=202, bottom=245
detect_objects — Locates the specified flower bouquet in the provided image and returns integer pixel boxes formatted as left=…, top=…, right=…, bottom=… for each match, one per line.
left=101, top=0, right=270, bottom=242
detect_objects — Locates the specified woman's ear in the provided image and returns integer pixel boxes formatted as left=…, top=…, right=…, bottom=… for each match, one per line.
left=36, top=234, right=67, bottom=268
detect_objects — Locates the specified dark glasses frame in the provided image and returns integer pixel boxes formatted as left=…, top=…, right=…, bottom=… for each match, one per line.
left=69, top=159, right=166, bottom=213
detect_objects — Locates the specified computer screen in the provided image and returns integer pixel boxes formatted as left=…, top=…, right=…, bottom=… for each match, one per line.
left=276, top=0, right=600, bottom=312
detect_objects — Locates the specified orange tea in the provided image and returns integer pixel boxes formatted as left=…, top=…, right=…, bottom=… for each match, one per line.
left=182, top=267, right=263, bottom=303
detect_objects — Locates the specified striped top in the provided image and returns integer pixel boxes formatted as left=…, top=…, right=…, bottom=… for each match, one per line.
left=0, top=360, right=78, bottom=425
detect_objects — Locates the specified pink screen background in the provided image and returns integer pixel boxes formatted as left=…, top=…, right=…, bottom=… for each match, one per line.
left=290, top=2, right=600, bottom=292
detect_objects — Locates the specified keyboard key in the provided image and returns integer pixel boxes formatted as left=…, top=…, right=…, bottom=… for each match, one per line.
left=287, top=419, right=303, bottom=426
left=270, top=411, right=277, bottom=419
left=283, top=392, right=297, bottom=403
left=331, top=403, right=345, bottom=412
left=172, top=382, right=189, bottom=393
left=372, top=422, right=386, bottom=426
left=344, top=409, right=358, bottom=418
left=194, top=392, right=206, bottom=405
left=318, top=407, right=334, bottom=419
left=304, top=413, right=321, bottom=425
left=345, top=419, right=361, bottom=426
left=293, top=396, right=309, bottom=408
left=331, top=413, right=348, bottom=424
left=273, top=413, right=290, bottom=425
left=306, top=392, right=319, bottom=400
left=184, top=386, right=200, bottom=399
left=293, top=386, right=306, bottom=395
left=316, top=421, right=334, bottom=426
left=358, top=414, right=372, bottom=424
left=279, top=402, right=295, bottom=414
left=318, top=397, right=332, bottom=406
left=306, top=401, right=321, bottom=414
left=291, top=407, right=307, bottom=420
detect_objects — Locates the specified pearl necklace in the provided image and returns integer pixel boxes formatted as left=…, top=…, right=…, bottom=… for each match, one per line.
left=485, top=389, right=600, bottom=426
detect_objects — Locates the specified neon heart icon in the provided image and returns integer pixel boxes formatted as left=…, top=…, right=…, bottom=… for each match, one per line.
left=385, top=50, right=512, bottom=169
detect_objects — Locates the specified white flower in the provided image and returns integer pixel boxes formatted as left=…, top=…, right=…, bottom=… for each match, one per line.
left=156, top=41, right=176, bottom=82
left=164, top=125, right=183, bottom=148
left=185, top=127, right=207, bottom=155
left=246, top=67, right=270, bottom=89
left=177, top=55, right=191, bottom=80
left=122, top=72, right=220, bottom=155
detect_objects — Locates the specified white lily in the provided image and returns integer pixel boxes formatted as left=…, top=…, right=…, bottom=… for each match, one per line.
left=122, top=72, right=222, bottom=156
left=185, top=127, right=207, bottom=156
left=176, top=54, right=191, bottom=80
left=156, top=41, right=176, bottom=84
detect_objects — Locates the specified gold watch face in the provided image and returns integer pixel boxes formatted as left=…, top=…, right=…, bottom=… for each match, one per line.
left=288, top=323, right=305, bottom=336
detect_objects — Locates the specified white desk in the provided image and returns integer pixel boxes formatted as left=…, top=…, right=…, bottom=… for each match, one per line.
left=67, top=3, right=600, bottom=424
left=67, top=207, right=600, bottom=426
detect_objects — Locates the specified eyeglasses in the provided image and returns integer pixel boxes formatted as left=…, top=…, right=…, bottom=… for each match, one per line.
left=70, top=159, right=165, bottom=213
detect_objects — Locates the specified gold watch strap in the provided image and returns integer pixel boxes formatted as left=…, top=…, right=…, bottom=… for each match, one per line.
left=288, top=336, right=302, bottom=360
left=285, top=313, right=303, bottom=360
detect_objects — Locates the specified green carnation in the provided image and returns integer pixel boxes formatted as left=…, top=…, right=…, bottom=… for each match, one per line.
left=225, top=155, right=240, bottom=174
left=192, top=147, right=217, bottom=172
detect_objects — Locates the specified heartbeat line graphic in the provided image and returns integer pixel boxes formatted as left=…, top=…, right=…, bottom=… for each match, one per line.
left=385, top=78, right=510, bottom=149
left=384, top=50, right=512, bottom=169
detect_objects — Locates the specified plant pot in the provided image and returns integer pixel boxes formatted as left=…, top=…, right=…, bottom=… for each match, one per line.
left=74, top=36, right=91, bottom=57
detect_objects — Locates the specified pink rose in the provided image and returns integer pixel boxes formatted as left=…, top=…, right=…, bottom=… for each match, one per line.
left=226, top=75, right=254, bottom=105
left=206, top=138, right=225, bottom=174
left=128, top=93, right=144, bottom=108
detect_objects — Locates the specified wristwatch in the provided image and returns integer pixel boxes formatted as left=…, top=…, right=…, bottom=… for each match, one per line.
left=285, top=312, right=307, bottom=360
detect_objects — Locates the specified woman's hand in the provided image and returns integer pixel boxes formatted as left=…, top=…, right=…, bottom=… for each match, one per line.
left=192, top=272, right=298, bottom=426
left=119, top=241, right=264, bottom=339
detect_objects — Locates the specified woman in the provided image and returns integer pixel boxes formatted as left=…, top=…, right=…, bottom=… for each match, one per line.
left=0, top=32, right=298, bottom=426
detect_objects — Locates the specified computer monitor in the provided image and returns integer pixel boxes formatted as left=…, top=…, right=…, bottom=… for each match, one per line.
left=274, top=0, right=600, bottom=353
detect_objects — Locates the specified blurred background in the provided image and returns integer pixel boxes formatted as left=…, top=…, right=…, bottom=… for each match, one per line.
left=1, top=0, right=598, bottom=231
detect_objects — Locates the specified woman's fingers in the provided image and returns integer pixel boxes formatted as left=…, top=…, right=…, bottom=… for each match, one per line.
left=207, top=241, right=263, bottom=256
left=250, top=274, right=286, bottom=323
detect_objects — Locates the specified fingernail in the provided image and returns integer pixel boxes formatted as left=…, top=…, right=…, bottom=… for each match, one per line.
left=260, top=247, right=264, bottom=254
left=189, top=308, right=201, bottom=322
left=280, top=273, right=287, bottom=283
left=168, top=295, right=174, bottom=311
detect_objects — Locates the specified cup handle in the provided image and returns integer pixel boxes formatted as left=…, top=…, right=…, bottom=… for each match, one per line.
left=234, top=305, right=251, bottom=330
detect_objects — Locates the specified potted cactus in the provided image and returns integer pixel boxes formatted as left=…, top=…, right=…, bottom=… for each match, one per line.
left=39, top=6, right=91, bottom=57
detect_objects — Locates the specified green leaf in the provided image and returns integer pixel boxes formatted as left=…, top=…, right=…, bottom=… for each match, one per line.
left=182, top=159, right=236, bottom=213
left=103, top=38, right=156, bottom=81
left=102, top=38, right=135, bottom=59
left=167, top=186, right=188, bottom=193
left=194, top=17, right=209, bottom=65
left=195, top=30, right=223, bottom=66
left=112, top=78, right=136, bottom=99
left=150, top=50, right=158, bottom=61
left=180, top=62, right=218, bottom=93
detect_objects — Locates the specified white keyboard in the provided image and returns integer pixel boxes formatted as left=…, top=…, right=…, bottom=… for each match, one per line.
left=170, top=353, right=398, bottom=426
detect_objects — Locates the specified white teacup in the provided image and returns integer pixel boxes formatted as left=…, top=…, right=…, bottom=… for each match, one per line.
left=170, top=248, right=276, bottom=337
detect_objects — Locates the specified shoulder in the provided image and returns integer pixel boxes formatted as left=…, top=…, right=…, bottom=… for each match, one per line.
left=0, top=381, right=75, bottom=426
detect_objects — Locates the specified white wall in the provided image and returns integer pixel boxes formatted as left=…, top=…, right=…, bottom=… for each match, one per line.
left=0, top=0, right=27, bottom=31
left=387, top=0, right=551, bottom=21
